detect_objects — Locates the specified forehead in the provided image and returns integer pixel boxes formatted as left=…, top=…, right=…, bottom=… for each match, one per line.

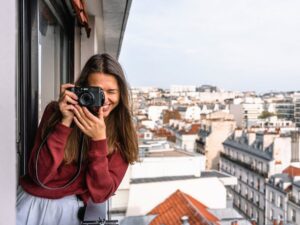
left=88, top=72, right=119, bottom=89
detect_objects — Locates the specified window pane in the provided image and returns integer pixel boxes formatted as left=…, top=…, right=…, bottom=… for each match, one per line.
left=38, top=0, right=68, bottom=121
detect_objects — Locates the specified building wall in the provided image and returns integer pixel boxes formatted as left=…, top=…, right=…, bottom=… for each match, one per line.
left=0, top=1, right=16, bottom=224
left=111, top=153, right=205, bottom=214
left=205, top=120, right=235, bottom=170
left=126, top=178, right=227, bottom=216
left=265, top=184, right=286, bottom=224
left=229, top=104, right=244, bottom=127
left=130, top=155, right=205, bottom=179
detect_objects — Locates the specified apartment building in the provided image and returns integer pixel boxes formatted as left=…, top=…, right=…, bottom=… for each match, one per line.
left=229, top=97, right=264, bottom=128
left=265, top=174, right=290, bottom=224
left=265, top=166, right=300, bottom=225
left=275, top=99, right=295, bottom=121
left=196, top=111, right=236, bottom=170
left=288, top=180, right=300, bottom=224
left=220, top=129, right=298, bottom=224
left=175, top=124, right=200, bottom=152
left=295, top=96, right=300, bottom=128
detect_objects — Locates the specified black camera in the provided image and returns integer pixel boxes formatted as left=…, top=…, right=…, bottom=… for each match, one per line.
left=67, top=87, right=105, bottom=110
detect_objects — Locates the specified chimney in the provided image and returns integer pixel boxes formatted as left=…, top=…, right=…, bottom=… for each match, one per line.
left=291, top=131, right=300, bottom=162
left=181, top=215, right=190, bottom=225
left=273, top=219, right=278, bottom=225
left=251, top=219, right=257, bottom=225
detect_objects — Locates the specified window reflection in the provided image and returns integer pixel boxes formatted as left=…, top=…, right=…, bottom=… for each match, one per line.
left=38, top=0, right=68, bottom=121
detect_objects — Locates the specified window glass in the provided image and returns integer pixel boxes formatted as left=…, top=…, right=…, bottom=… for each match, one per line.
left=38, top=0, right=69, bottom=121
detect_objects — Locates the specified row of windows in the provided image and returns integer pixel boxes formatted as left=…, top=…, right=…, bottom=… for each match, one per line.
left=224, top=147, right=269, bottom=175
left=233, top=193, right=260, bottom=222
left=268, top=190, right=284, bottom=208
left=221, top=158, right=265, bottom=193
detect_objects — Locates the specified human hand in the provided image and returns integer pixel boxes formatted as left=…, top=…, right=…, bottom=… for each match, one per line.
left=73, top=105, right=106, bottom=141
left=58, top=83, right=78, bottom=127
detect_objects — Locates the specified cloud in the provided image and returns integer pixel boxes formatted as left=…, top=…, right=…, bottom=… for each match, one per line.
left=120, top=0, right=300, bottom=92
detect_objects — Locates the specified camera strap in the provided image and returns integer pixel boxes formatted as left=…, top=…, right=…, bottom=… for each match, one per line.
left=35, top=129, right=116, bottom=224
left=34, top=129, right=84, bottom=190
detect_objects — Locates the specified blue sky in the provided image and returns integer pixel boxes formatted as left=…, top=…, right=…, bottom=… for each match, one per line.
left=119, top=0, right=300, bottom=93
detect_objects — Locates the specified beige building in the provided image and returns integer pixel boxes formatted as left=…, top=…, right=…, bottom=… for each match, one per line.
left=196, top=111, right=236, bottom=170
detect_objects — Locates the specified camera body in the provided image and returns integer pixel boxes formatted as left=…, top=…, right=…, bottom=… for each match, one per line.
left=67, top=87, right=105, bottom=109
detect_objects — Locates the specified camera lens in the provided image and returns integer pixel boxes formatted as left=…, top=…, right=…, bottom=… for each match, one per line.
left=79, top=92, right=94, bottom=106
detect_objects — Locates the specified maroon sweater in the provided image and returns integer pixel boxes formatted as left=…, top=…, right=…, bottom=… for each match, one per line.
left=20, top=103, right=128, bottom=204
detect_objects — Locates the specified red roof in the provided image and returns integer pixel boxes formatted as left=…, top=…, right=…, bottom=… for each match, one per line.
left=283, top=166, right=300, bottom=177
left=180, top=124, right=201, bottom=135
left=147, top=189, right=219, bottom=225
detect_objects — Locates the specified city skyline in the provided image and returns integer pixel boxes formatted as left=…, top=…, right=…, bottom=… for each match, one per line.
left=119, top=0, right=300, bottom=93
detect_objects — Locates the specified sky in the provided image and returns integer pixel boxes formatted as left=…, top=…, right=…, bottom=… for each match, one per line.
left=119, top=0, right=300, bottom=93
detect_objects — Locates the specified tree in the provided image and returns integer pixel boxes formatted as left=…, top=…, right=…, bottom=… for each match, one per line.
left=258, top=111, right=276, bottom=119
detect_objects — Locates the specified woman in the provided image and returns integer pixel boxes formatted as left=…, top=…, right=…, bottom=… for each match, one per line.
left=17, top=53, right=139, bottom=225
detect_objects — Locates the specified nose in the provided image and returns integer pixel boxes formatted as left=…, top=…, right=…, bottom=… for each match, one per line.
left=103, top=91, right=109, bottom=104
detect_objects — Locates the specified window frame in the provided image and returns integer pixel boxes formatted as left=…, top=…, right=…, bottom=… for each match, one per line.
left=18, top=0, right=75, bottom=176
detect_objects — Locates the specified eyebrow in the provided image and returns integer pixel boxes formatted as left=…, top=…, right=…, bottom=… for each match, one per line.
left=106, top=89, right=119, bottom=92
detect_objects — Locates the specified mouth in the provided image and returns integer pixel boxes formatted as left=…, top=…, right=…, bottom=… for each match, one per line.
left=102, top=104, right=110, bottom=111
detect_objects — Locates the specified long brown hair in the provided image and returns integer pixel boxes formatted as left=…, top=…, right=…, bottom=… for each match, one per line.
left=41, top=54, right=139, bottom=164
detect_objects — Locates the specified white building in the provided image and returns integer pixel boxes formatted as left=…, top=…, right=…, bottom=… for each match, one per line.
left=175, top=124, right=200, bottom=152
left=111, top=148, right=205, bottom=216
left=230, top=97, right=264, bottom=128
left=265, top=166, right=300, bottom=225
left=196, top=91, right=241, bottom=104
left=125, top=171, right=236, bottom=216
left=220, top=129, right=300, bottom=224
left=147, top=105, right=169, bottom=121
left=170, top=85, right=196, bottom=96
left=265, top=173, right=290, bottom=224
left=184, top=105, right=201, bottom=121
left=111, top=144, right=238, bottom=220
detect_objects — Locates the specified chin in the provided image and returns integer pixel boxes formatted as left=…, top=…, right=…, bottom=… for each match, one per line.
left=103, top=109, right=113, bottom=117
left=103, top=113, right=110, bottom=118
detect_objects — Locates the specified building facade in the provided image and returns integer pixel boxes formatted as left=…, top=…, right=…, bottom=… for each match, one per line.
left=196, top=111, right=236, bottom=170
left=220, top=129, right=296, bottom=224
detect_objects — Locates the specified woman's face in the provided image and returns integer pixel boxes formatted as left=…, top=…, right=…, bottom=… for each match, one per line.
left=88, top=72, right=120, bottom=117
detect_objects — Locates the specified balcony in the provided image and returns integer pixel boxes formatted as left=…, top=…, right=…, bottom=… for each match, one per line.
left=220, top=152, right=268, bottom=178
left=289, top=195, right=300, bottom=207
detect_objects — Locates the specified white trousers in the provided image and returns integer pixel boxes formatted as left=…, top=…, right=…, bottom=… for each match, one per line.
left=16, top=187, right=83, bottom=225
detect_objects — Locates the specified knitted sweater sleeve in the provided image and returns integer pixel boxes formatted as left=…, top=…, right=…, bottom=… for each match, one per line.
left=84, top=140, right=129, bottom=203
left=27, top=102, right=73, bottom=185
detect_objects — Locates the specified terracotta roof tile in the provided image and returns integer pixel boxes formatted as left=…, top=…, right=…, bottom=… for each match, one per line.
left=283, top=166, right=300, bottom=177
left=147, top=189, right=219, bottom=225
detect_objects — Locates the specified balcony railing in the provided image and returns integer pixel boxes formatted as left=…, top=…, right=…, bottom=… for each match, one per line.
left=220, top=152, right=268, bottom=178
left=289, top=195, right=300, bottom=207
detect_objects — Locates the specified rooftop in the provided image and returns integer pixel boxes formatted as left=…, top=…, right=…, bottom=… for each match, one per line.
left=145, top=150, right=196, bottom=157
left=283, top=166, right=300, bottom=177
left=131, top=175, right=198, bottom=184
left=130, top=171, right=232, bottom=184
left=147, top=189, right=219, bottom=225
left=223, top=139, right=272, bottom=161
left=200, top=171, right=230, bottom=178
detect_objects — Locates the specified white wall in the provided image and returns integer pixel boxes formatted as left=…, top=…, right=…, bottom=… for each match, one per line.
left=0, top=1, right=16, bottom=224
left=80, top=16, right=96, bottom=69
left=126, top=178, right=227, bottom=216
left=131, top=155, right=205, bottom=179
left=147, top=106, right=168, bottom=121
